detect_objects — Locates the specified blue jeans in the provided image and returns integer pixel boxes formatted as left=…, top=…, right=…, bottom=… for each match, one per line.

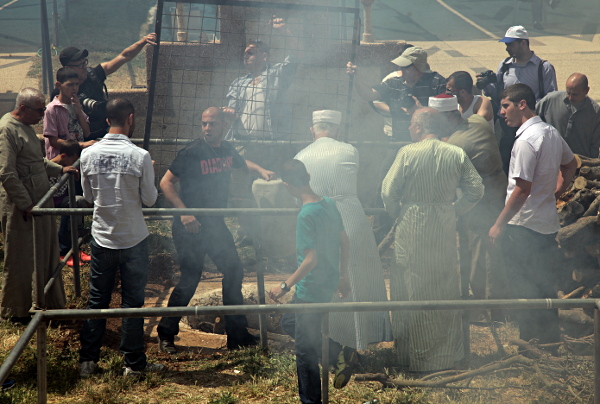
left=157, top=218, right=248, bottom=345
left=281, top=296, right=342, bottom=404
left=79, top=237, right=148, bottom=370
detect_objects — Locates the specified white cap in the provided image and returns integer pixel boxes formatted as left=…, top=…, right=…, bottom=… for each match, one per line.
left=428, top=94, right=460, bottom=112
left=313, top=110, right=342, bottom=125
left=499, top=26, right=529, bottom=43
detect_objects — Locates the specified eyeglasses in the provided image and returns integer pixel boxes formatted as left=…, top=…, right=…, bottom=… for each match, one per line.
left=67, top=59, right=88, bottom=69
left=24, top=105, right=46, bottom=114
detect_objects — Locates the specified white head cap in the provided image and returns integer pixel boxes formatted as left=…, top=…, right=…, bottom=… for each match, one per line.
left=313, top=110, right=342, bottom=125
left=428, top=94, right=460, bottom=112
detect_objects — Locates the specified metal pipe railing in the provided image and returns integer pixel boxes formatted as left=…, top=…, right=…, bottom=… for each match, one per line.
left=37, top=299, right=599, bottom=320
left=30, top=207, right=387, bottom=216
left=130, top=137, right=412, bottom=148
left=0, top=312, right=44, bottom=386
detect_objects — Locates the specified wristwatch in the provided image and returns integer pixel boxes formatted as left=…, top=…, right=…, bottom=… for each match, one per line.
left=280, top=281, right=291, bottom=292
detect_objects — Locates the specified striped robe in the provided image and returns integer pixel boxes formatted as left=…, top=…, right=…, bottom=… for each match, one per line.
left=295, top=137, right=393, bottom=350
left=382, top=138, right=484, bottom=372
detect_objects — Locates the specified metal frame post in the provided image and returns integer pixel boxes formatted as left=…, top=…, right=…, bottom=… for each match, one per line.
left=321, top=313, right=330, bottom=404
left=37, top=320, right=47, bottom=404
left=595, top=301, right=600, bottom=404
left=67, top=175, right=81, bottom=297
left=40, top=0, right=54, bottom=95
left=33, top=216, right=45, bottom=310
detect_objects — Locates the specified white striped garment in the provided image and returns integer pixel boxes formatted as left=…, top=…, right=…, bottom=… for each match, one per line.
left=295, top=137, right=393, bottom=350
left=382, top=138, right=484, bottom=372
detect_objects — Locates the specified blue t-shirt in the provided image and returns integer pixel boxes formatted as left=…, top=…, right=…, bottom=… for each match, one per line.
left=294, top=197, right=345, bottom=303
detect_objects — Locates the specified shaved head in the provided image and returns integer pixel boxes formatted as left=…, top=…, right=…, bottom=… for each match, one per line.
left=567, top=73, right=588, bottom=90
left=202, top=107, right=224, bottom=122
left=566, top=73, right=589, bottom=105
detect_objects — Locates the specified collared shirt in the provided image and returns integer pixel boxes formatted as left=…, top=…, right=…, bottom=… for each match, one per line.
left=43, top=96, right=88, bottom=159
left=80, top=133, right=157, bottom=249
left=487, top=51, right=557, bottom=102
left=507, top=116, right=574, bottom=234
left=226, top=55, right=297, bottom=140
left=536, top=91, right=600, bottom=158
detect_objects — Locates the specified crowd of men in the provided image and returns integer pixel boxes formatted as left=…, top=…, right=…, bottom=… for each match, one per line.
left=0, top=20, right=599, bottom=403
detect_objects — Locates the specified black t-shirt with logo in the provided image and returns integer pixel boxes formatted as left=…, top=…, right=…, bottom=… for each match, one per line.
left=169, top=139, right=246, bottom=217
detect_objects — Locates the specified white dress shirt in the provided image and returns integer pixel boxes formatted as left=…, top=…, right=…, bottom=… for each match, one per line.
left=507, top=116, right=574, bottom=234
left=80, top=133, right=157, bottom=249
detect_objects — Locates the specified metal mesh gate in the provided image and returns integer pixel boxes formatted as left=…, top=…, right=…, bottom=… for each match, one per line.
left=144, top=0, right=360, bottom=178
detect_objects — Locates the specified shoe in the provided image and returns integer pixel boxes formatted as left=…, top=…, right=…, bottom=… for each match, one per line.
left=533, top=21, right=544, bottom=30
left=79, top=251, right=92, bottom=262
left=60, top=255, right=73, bottom=267
left=10, top=316, right=31, bottom=326
left=157, top=337, right=177, bottom=354
left=1, top=379, right=15, bottom=390
left=333, top=346, right=359, bottom=389
left=123, top=362, right=166, bottom=377
left=227, top=331, right=260, bottom=350
left=79, top=361, right=97, bottom=378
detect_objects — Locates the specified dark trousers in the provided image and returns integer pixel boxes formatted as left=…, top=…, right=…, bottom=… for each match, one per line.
left=281, top=296, right=342, bottom=404
left=56, top=195, right=87, bottom=256
left=79, top=238, right=148, bottom=370
left=157, top=218, right=248, bottom=343
left=502, top=225, right=561, bottom=343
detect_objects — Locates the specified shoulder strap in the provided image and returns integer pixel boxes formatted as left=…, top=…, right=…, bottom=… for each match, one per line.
left=538, top=59, right=547, bottom=99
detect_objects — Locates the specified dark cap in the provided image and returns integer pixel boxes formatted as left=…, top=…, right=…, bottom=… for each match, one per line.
left=59, top=47, right=89, bottom=66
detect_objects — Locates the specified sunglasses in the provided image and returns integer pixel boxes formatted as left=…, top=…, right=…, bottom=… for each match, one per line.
left=24, top=105, right=46, bottom=114
left=67, top=59, right=88, bottom=69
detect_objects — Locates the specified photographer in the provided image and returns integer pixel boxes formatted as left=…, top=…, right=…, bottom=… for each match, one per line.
left=55, top=34, right=157, bottom=140
left=477, top=26, right=556, bottom=174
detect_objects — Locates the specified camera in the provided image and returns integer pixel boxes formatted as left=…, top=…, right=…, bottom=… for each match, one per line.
left=476, top=70, right=497, bottom=90
left=401, top=93, right=416, bottom=109
left=80, top=94, right=107, bottom=114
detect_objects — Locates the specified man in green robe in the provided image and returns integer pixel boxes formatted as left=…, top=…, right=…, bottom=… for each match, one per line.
left=0, top=88, right=75, bottom=323
left=382, top=107, right=484, bottom=372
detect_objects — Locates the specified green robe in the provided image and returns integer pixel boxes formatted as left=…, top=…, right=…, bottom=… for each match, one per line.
left=0, top=113, right=65, bottom=318
left=382, top=138, right=484, bottom=372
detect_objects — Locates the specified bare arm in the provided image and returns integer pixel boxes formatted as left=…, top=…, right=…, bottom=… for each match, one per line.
left=488, top=177, right=532, bottom=246
left=476, top=96, right=494, bottom=123
left=346, top=62, right=381, bottom=102
left=160, top=169, right=200, bottom=233
left=245, top=159, right=275, bottom=180
left=101, top=33, right=157, bottom=76
left=555, top=157, right=577, bottom=198
left=269, top=249, right=318, bottom=302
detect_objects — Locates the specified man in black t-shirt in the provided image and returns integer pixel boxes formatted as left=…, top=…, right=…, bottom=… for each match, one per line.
left=157, top=107, right=274, bottom=354
left=55, top=34, right=157, bottom=140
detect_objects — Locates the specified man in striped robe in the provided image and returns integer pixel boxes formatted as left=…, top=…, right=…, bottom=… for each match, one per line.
left=382, top=107, right=484, bottom=372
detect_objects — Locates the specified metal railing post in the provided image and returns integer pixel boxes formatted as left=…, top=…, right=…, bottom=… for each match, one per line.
left=33, top=216, right=45, bottom=310
left=595, top=301, right=600, bottom=404
left=321, top=313, right=330, bottom=404
left=67, top=174, right=81, bottom=297
left=37, top=320, right=47, bottom=404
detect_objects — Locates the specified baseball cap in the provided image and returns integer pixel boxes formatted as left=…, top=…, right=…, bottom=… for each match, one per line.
left=499, top=26, right=529, bottom=43
left=313, top=110, right=342, bottom=125
left=391, top=47, right=432, bottom=74
left=59, top=47, right=89, bottom=66
left=428, top=94, right=460, bottom=112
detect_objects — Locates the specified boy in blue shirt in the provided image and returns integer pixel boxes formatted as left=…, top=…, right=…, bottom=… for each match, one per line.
left=269, top=159, right=356, bottom=404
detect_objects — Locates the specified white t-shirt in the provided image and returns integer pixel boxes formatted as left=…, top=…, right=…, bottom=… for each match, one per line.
left=506, top=116, right=574, bottom=234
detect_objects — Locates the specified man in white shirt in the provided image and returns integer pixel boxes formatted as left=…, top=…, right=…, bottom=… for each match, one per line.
left=78, top=98, right=163, bottom=378
left=489, top=84, right=576, bottom=346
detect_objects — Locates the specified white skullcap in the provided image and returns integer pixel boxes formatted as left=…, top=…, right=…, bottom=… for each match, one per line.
left=428, top=94, right=460, bottom=112
left=313, top=110, right=342, bottom=125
